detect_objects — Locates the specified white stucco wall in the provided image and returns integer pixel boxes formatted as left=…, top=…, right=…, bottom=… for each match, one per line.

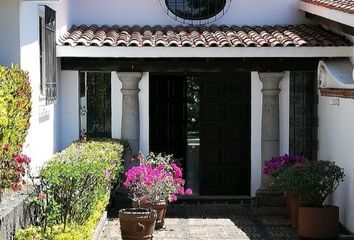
left=139, top=73, right=150, bottom=156
left=60, top=70, right=80, bottom=149
left=251, top=72, right=263, bottom=196
left=0, top=0, right=20, bottom=66
left=318, top=96, right=354, bottom=233
left=69, top=0, right=306, bottom=26
left=19, top=0, right=71, bottom=171
left=111, top=72, right=122, bottom=139
left=279, top=72, right=290, bottom=155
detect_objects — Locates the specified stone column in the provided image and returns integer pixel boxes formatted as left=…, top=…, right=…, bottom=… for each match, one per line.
left=118, top=72, right=142, bottom=163
left=259, top=72, right=284, bottom=186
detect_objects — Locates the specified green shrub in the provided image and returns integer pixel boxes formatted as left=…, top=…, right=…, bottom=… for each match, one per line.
left=0, top=65, right=31, bottom=148
left=0, top=65, right=31, bottom=194
left=15, top=194, right=109, bottom=240
left=21, top=139, right=127, bottom=237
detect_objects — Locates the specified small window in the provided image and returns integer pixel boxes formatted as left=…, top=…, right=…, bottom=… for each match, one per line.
left=165, top=0, right=227, bottom=20
left=39, top=6, right=57, bottom=104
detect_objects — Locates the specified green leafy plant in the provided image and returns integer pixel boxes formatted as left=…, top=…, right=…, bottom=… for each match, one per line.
left=278, top=160, right=345, bottom=207
left=22, top=139, right=127, bottom=237
left=0, top=65, right=31, bottom=196
left=16, top=195, right=109, bottom=240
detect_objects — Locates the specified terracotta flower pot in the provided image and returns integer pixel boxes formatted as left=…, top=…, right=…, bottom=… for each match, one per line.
left=290, top=196, right=299, bottom=228
left=119, top=208, right=157, bottom=240
left=298, top=205, right=339, bottom=239
left=133, top=200, right=168, bottom=229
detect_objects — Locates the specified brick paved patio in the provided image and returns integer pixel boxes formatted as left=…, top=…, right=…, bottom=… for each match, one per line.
left=99, top=205, right=300, bottom=240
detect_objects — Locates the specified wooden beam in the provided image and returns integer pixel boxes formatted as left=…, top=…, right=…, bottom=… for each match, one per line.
left=61, top=58, right=320, bottom=72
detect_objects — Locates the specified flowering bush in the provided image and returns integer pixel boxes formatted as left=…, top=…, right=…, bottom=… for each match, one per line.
left=124, top=152, right=192, bottom=207
left=0, top=144, right=31, bottom=194
left=263, top=154, right=309, bottom=178
left=0, top=66, right=32, bottom=197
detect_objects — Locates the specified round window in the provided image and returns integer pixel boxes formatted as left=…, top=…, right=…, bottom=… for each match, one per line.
left=161, top=0, right=230, bottom=24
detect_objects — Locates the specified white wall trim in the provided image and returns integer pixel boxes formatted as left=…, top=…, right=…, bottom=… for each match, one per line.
left=60, top=70, right=80, bottom=149
left=111, top=72, right=122, bottom=139
left=251, top=72, right=263, bottom=196
left=139, top=72, right=149, bottom=156
left=279, top=71, right=290, bottom=155
left=57, top=46, right=353, bottom=58
left=299, top=1, right=354, bottom=27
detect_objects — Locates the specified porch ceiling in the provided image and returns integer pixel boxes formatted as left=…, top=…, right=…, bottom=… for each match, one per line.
left=57, top=24, right=353, bottom=58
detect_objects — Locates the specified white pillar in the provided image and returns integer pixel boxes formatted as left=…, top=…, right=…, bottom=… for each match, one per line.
left=259, top=72, right=284, bottom=186
left=117, top=72, right=142, bottom=159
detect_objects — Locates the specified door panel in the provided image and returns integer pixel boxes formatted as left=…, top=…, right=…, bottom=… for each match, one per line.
left=149, top=75, right=187, bottom=161
left=200, top=73, right=251, bottom=196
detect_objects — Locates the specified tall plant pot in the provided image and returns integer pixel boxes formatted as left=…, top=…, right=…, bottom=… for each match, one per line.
left=298, top=205, right=339, bottom=239
left=119, top=208, right=157, bottom=240
left=133, top=201, right=168, bottom=229
left=290, top=196, right=299, bottom=228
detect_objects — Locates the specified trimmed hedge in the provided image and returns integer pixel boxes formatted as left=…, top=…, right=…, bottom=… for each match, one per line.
left=15, top=139, right=128, bottom=240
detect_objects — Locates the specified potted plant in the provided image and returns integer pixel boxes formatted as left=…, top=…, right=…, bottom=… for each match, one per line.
left=278, top=160, right=344, bottom=239
left=121, top=152, right=192, bottom=235
left=263, top=154, right=309, bottom=223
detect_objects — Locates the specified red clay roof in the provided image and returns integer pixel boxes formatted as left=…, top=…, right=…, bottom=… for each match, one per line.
left=301, top=0, right=354, bottom=14
left=58, top=24, right=351, bottom=48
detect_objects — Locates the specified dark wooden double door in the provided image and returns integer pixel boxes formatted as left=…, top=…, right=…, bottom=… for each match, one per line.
left=150, top=73, right=251, bottom=196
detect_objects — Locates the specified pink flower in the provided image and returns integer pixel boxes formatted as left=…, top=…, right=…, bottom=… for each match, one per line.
left=177, top=187, right=185, bottom=195
left=38, top=192, right=47, bottom=201
left=169, top=194, right=177, bottom=202
left=185, top=188, right=193, bottom=195
left=104, top=169, right=110, bottom=180
left=175, top=178, right=184, bottom=185
left=171, top=163, right=182, bottom=178
left=140, top=195, right=148, bottom=204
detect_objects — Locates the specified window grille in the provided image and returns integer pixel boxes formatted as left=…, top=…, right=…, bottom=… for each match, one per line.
left=160, top=0, right=231, bottom=24
left=40, top=6, right=57, bottom=104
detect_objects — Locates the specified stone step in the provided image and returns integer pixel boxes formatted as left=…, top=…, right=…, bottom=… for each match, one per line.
left=175, top=196, right=254, bottom=206
left=255, top=188, right=286, bottom=207
left=256, top=195, right=286, bottom=207
left=254, top=207, right=288, bottom=216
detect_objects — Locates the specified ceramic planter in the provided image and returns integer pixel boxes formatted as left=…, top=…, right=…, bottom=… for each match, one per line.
left=119, top=208, right=157, bottom=240
left=298, top=205, right=339, bottom=239
left=290, top=196, right=299, bottom=228
left=133, top=200, right=168, bottom=229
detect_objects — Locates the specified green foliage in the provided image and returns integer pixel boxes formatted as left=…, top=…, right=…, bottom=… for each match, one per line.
left=0, top=65, right=31, bottom=193
left=278, top=160, right=345, bottom=207
left=0, top=65, right=31, bottom=148
left=22, top=139, right=127, bottom=236
left=15, top=195, right=109, bottom=240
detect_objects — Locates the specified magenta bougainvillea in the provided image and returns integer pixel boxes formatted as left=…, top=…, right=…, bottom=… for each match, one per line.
left=263, top=154, right=309, bottom=177
left=123, top=152, right=192, bottom=206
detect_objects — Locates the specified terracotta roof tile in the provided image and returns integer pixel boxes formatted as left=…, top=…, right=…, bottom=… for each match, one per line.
left=58, top=24, right=351, bottom=48
left=301, top=0, right=354, bottom=14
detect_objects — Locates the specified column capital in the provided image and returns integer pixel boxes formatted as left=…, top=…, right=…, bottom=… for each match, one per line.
left=117, top=72, right=143, bottom=90
left=259, top=72, right=284, bottom=91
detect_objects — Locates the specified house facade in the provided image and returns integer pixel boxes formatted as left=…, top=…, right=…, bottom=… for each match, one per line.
left=0, top=0, right=354, bottom=232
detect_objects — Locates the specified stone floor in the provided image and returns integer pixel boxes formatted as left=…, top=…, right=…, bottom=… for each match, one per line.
left=99, top=205, right=301, bottom=240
